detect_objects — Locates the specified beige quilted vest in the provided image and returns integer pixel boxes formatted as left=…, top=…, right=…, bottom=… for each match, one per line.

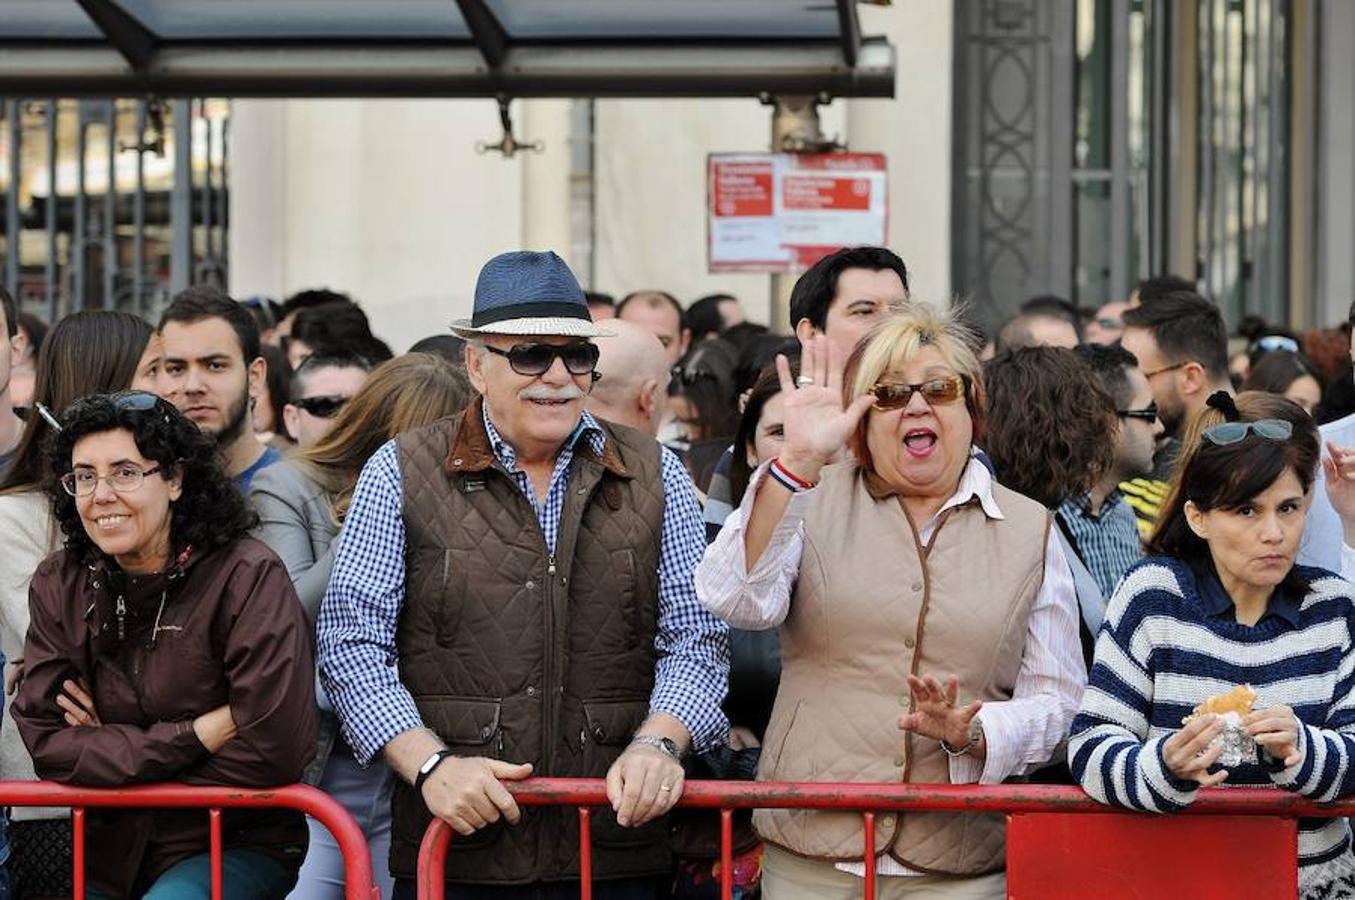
left=755, top=461, right=1049, bottom=875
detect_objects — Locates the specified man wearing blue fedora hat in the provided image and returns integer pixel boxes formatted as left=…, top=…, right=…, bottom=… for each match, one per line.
left=317, top=251, right=730, bottom=898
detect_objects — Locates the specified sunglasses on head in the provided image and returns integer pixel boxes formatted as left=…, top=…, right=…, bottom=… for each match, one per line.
left=1202, top=418, right=1293, bottom=446
left=292, top=395, right=351, bottom=419
left=483, top=341, right=600, bottom=377
left=1255, top=335, right=1300, bottom=354
left=870, top=374, right=968, bottom=411
left=1118, top=401, right=1158, bottom=422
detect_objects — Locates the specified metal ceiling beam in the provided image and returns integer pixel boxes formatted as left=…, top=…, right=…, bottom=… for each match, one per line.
left=836, top=0, right=862, bottom=67
left=74, top=0, right=156, bottom=74
left=0, top=39, right=896, bottom=98
left=454, top=0, right=509, bottom=70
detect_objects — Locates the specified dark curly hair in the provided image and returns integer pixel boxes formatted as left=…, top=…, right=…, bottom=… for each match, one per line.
left=983, top=346, right=1118, bottom=509
left=47, top=392, right=258, bottom=564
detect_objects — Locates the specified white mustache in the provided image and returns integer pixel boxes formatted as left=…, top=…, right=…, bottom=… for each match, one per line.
left=520, top=385, right=585, bottom=402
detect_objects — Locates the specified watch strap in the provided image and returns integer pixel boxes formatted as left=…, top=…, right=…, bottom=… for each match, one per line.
left=629, top=734, right=687, bottom=761
left=415, top=749, right=455, bottom=796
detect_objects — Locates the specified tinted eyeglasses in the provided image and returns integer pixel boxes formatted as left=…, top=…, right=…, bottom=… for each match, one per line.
left=482, top=342, right=600, bottom=377
left=1201, top=418, right=1293, bottom=446
left=61, top=464, right=165, bottom=498
left=1117, top=401, right=1159, bottom=423
left=870, top=374, right=968, bottom=411
left=292, top=395, right=351, bottom=419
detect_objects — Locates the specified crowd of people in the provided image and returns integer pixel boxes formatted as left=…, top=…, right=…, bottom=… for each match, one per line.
left=0, top=243, right=1353, bottom=899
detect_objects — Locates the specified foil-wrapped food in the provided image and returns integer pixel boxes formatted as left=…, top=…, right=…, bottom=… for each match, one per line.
left=1182, top=684, right=1258, bottom=768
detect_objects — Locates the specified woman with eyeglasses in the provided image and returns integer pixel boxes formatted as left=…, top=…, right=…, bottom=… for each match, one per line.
left=248, top=352, right=470, bottom=900
left=12, top=392, right=316, bottom=899
left=696, top=305, right=1085, bottom=898
left=0, top=310, right=158, bottom=899
left=1070, top=391, right=1355, bottom=900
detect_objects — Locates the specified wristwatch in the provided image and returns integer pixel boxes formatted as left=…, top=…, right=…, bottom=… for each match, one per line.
left=630, top=734, right=687, bottom=762
left=415, top=748, right=455, bottom=796
left=940, top=717, right=984, bottom=758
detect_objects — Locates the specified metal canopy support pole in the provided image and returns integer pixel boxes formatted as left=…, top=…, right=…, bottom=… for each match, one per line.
left=768, top=96, right=825, bottom=335
left=73, top=0, right=157, bottom=74
left=834, top=0, right=861, bottom=66
left=5, top=101, right=20, bottom=301
left=133, top=100, right=146, bottom=315
left=169, top=99, right=192, bottom=294
left=44, top=101, right=57, bottom=322
left=454, top=0, right=509, bottom=69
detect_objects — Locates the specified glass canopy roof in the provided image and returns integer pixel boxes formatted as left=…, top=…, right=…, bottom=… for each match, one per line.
left=0, top=0, right=894, bottom=98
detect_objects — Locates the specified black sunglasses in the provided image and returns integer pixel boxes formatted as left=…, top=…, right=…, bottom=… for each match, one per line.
left=1117, top=401, right=1158, bottom=423
left=483, top=342, right=600, bottom=377
left=292, top=395, right=351, bottom=419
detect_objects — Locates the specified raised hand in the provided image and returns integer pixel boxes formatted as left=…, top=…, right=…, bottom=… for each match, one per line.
left=1323, top=442, right=1355, bottom=543
left=775, top=334, right=875, bottom=483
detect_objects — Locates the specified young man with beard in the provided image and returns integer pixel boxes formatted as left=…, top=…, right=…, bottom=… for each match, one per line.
left=1060, top=343, right=1163, bottom=598
left=1117, top=289, right=1231, bottom=537
left=701, top=246, right=910, bottom=535
left=158, top=287, right=280, bottom=491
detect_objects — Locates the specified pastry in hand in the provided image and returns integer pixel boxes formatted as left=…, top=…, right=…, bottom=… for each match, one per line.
left=1191, top=684, right=1257, bottom=718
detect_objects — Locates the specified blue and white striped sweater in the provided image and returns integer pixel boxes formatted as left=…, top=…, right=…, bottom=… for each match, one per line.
left=1069, top=557, right=1355, bottom=892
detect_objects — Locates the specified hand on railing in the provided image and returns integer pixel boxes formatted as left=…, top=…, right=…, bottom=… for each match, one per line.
left=423, top=756, right=533, bottom=836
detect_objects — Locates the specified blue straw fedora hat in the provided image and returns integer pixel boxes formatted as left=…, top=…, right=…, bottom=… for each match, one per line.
left=451, top=250, right=612, bottom=339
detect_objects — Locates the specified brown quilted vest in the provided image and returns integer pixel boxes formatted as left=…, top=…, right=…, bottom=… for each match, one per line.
left=389, top=399, right=670, bottom=883
left=755, top=462, right=1049, bottom=875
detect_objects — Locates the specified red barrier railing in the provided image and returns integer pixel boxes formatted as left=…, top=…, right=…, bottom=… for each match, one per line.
left=417, top=779, right=1355, bottom=899
left=0, top=781, right=379, bottom=900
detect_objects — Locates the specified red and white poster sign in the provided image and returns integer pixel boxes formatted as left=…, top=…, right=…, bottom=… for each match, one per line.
left=707, top=152, right=887, bottom=273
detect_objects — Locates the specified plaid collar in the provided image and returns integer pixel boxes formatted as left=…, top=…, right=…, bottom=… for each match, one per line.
left=481, top=404, right=606, bottom=473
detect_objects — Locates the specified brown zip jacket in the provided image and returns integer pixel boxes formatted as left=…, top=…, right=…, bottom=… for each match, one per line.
left=13, top=535, right=316, bottom=897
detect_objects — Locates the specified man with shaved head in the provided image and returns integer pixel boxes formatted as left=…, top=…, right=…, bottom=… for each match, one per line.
left=585, top=319, right=671, bottom=436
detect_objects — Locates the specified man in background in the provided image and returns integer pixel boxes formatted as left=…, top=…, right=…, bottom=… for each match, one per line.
left=159, top=287, right=281, bottom=491
left=585, top=320, right=671, bottom=436
left=1117, top=289, right=1231, bottom=535
left=618, top=290, right=690, bottom=368
left=282, top=350, right=373, bottom=448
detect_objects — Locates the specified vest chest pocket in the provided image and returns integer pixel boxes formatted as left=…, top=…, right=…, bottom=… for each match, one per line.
left=578, top=698, right=668, bottom=850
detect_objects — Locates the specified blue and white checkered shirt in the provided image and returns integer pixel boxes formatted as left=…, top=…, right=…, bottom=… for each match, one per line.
left=1055, top=490, right=1143, bottom=599
left=317, top=406, right=730, bottom=765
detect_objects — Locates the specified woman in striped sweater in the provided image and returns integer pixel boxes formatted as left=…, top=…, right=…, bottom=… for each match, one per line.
left=1070, top=390, right=1355, bottom=899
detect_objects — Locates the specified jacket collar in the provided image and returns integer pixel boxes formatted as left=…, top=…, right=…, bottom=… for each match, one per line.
left=444, top=395, right=630, bottom=479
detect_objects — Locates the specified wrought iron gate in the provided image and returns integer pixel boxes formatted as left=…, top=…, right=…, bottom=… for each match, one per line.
left=0, top=97, right=227, bottom=322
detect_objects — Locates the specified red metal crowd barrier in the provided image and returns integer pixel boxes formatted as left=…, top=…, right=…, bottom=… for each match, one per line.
left=417, top=779, right=1355, bottom=900
left=0, top=781, right=379, bottom=900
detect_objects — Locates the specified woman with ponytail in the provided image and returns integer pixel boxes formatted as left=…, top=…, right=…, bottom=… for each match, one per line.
left=1070, top=390, right=1355, bottom=899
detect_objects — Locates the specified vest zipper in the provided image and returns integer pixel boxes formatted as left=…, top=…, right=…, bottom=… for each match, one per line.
left=543, top=552, right=558, bottom=777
